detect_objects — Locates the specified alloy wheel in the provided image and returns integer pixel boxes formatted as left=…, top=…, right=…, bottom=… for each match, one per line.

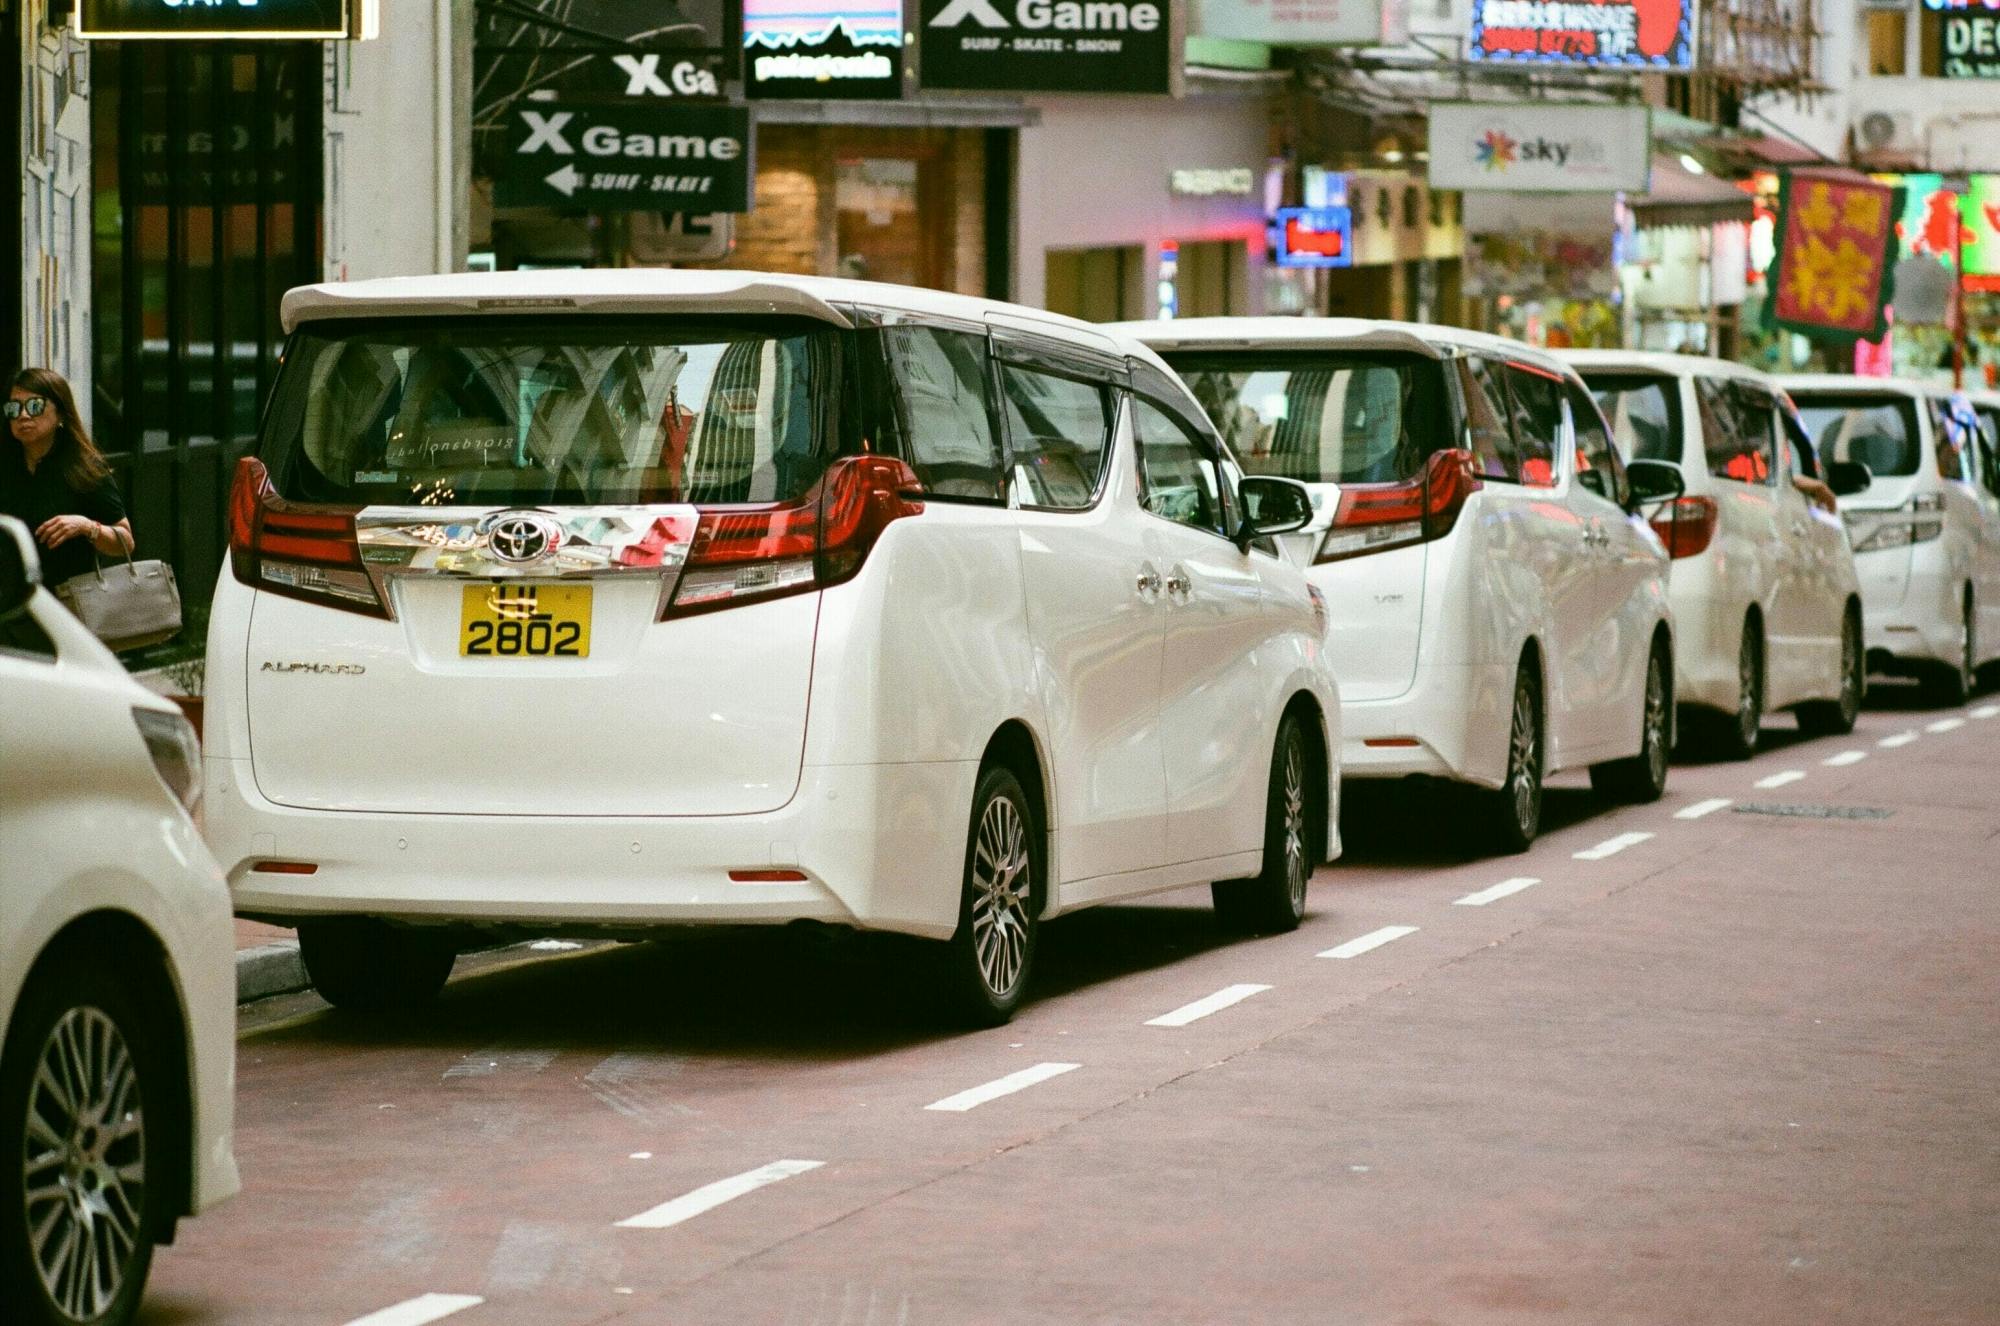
left=21, top=1006, right=146, bottom=1323
left=970, top=793, right=1032, bottom=999
left=1509, top=678, right=1540, bottom=836
left=1644, top=655, right=1669, bottom=787
left=1281, top=736, right=1308, bottom=914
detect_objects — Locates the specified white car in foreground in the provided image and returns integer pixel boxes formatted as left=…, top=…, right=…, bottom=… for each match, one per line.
left=0, top=516, right=238, bottom=1326
left=1569, top=352, right=1869, bottom=754
left=201, top=270, right=1341, bottom=1025
left=1121, top=318, right=1677, bottom=854
left=1783, top=376, right=2000, bottom=703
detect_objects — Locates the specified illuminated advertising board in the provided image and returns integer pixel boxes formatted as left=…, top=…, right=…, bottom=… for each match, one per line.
left=919, top=0, right=1180, bottom=95
left=1467, top=0, right=1695, bottom=69
left=1272, top=207, right=1353, bottom=268
left=745, top=0, right=903, bottom=99
left=78, top=0, right=352, bottom=39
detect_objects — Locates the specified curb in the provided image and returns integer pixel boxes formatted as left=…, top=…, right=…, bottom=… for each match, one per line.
left=236, top=942, right=309, bottom=1004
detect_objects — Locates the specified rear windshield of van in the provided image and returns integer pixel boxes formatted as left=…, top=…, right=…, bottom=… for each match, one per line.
left=1161, top=351, right=1451, bottom=485
left=263, top=317, right=838, bottom=506
left=1792, top=393, right=1921, bottom=479
left=1583, top=373, right=1681, bottom=464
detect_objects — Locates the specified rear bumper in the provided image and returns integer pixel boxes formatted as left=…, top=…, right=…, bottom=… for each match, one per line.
left=1338, top=662, right=1512, bottom=789
left=203, top=756, right=977, bottom=941
left=1668, top=586, right=1741, bottom=715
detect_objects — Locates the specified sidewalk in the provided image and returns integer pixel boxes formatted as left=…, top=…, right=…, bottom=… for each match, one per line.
left=234, top=919, right=306, bottom=1004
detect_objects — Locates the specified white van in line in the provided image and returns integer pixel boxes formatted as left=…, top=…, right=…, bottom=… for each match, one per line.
left=1781, top=375, right=2000, bottom=702
left=199, top=271, right=1342, bottom=1025
left=0, top=516, right=238, bottom=1326
left=1567, top=352, right=1869, bottom=754
left=1121, top=319, right=1678, bottom=855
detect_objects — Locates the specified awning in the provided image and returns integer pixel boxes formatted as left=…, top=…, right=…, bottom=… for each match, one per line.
left=1628, top=152, right=1755, bottom=229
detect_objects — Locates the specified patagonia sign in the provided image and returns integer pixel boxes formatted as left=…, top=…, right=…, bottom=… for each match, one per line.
left=1426, top=102, right=1651, bottom=194
left=919, top=0, right=1181, bottom=94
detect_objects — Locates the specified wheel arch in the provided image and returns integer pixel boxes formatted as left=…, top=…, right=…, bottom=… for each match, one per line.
left=979, top=719, right=1054, bottom=917
left=9, top=910, right=195, bottom=1224
left=1279, top=690, right=1336, bottom=861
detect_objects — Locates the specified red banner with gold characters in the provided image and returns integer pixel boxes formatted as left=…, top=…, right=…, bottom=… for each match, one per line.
left=1767, top=171, right=1902, bottom=341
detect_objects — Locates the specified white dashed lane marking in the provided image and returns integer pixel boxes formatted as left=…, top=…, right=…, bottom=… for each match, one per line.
left=1454, top=877, right=1540, bottom=907
left=1754, top=770, right=1807, bottom=789
left=1573, top=832, right=1654, bottom=861
left=1927, top=717, right=1967, bottom=733
left=1317, top=925, right=1420, bottom=959
left=616, top=1160, right=824, bottom=1229
left=1879, top=731, right=1919, bottom=748
left=1145, top=984, right=1272, bottom=1027
left=1675, top=798, right=1733, bottom=820
left=343, top=1294, right=485, bottom=1326
left=1974, top=704, right=1999, bottom=719
left=1822, top=750, right=1868, bottom=767
left=924, top=1063, right=1081, bottom=1112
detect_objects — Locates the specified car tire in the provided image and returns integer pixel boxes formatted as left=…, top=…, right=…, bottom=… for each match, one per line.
left=298, top=918, right=456, bottom=1015
left=1590, top=641, right=1672, bottom=804
left=1708, top=616, right=1763, bottom=761
left=938, top=764, right=1041, bottom=1027
left=1798, top=607, right=1864, bottom=737
left=1921, top=593, right=1975, bottom=707
left=0, top=959, right=169, bottom=1326
left=1212, top=713, right=1316, bottom=932
left=1471, top=664, right=1543, bottom=855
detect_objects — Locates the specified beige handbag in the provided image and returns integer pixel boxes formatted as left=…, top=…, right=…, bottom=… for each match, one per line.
left=55, top=542, right=183, bottom=652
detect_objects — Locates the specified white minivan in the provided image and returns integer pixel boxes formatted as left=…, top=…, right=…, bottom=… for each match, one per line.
left=1121, top=319, right=1677, bottom=854
left=1568, top=353, right=1869, bottom=755
left=1782, top=376, right=2000, bottom=702
left=201, top=271, right=1342, bottom=1024
left=0, top=517, right=238, bottom=1326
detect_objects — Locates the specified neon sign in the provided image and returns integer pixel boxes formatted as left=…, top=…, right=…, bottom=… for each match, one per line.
left=1272, top=207, right=1353, bottom=269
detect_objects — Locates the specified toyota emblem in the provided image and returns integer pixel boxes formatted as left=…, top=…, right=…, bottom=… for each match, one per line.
left=482, top=512, right=564, bottom=565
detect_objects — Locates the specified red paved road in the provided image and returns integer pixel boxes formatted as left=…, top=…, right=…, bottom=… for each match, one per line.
left=143, top=686, right=2000, bottom=1325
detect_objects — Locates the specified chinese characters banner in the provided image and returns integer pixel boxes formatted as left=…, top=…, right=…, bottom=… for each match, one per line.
left=1768, top=171, right=1902, bottom=341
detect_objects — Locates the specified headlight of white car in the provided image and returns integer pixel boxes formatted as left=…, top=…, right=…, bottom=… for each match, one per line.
left=133, top=707, right=202, bottom=819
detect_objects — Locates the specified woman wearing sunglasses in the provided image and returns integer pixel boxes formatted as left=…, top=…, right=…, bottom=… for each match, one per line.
left=3, top=367, right=134, bottom=588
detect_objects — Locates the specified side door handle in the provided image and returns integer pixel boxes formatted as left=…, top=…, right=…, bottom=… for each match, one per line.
left=1164, top=566, right=1192, bottom=600
left=1136, top=562, right=1162, bottom=599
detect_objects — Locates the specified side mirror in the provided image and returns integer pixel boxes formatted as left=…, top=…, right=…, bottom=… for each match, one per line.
left=1824, top=459, right=1873, bottom=497
left=0, top=516, right=40, bottom=624
left=1236, top=475, right=1314, bottom=550
left=1623, top=458, right=1686, bottom=511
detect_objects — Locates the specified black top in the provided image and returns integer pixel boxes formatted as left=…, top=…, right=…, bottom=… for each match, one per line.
left=0, top=447, right=128, bottom=587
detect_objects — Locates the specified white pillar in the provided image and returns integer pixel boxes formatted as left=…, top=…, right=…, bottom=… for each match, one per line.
left=323, top=0, right=470, bottom=281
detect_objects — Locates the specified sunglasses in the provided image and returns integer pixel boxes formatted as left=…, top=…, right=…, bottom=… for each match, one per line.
left=3, top=397, right=49, bottom=420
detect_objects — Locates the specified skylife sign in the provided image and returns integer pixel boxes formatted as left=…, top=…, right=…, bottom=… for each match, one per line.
left=919, top=0, right=1182, bottom=94
left=77, top=0, right=354, bottom=39
left=1427, top=102, right=1652, bottom=194
left=496, top=103, right=753, bottom=213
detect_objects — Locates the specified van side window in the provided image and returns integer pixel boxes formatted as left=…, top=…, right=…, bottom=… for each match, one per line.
left=1133, top=397, right=1226, bottom=537
left=1457, top=356, right=1522, bottom=484
left=998, top=363, right=1113, bottom=510
left=1931, top=397, right=1971, bottom=482
left=1697, top=378, right=1773, bottom=485
left=1566, top=381, right=1626, bottom=506
left=878, top=325, right=1004, bottom=501
left=1502, top=364, right=1562, bottom=488
left=1976, top=408, right=2000, bottom=497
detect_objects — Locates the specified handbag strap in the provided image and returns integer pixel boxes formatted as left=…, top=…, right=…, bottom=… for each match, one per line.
left=88, top=525, right=138, bottom=580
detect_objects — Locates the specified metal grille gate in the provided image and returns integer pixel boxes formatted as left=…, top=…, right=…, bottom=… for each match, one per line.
left=90, top=40, right=321, bottom=630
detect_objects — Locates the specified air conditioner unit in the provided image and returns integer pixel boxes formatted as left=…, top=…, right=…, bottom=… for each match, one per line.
left=1857, top=110, right=1918, bottom=156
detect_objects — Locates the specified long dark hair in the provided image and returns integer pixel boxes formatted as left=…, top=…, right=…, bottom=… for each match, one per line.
left=10, top=367, right=108, bottom=492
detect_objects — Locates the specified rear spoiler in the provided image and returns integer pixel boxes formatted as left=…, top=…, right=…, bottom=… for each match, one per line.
left=282, top=276, right=855, bottom=334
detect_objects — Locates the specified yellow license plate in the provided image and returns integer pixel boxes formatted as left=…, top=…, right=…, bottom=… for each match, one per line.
left=459, top=583, right=592, bottom=658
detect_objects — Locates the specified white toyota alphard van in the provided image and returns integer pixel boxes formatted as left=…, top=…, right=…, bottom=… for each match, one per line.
left=201, top=272, right=1341, bottom=1023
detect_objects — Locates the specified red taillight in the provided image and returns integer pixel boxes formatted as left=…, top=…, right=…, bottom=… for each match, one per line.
left=249, top=860, right=319, bottom=875
left=1649, top=495, right=1719, bottom=559
left=228, top=457, right=385, bottom=616
left=1318, top=448, right=1482, bottom=563
left=728, top=869, right=808, bottom=882
left=666, top=456, right=923, bottom=618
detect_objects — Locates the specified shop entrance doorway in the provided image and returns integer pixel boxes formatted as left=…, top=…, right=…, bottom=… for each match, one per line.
left=1045, top=246, right=1142, bottom=322
left=89, top=41, right=322, bottom=614
left=2, top=0, right=20, bottom=380
left=1172, top=240, right=1244, bottom=318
